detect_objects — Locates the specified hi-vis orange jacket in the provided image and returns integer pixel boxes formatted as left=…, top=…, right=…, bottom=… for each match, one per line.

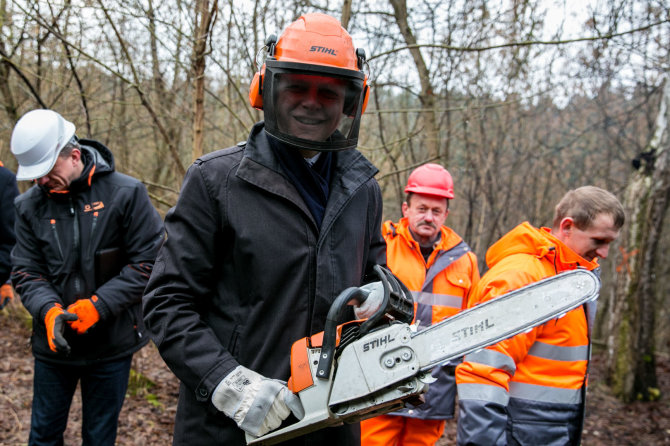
left=455, top=222, right=599, bottom=446
left=384, top=217, right=479, bottom=419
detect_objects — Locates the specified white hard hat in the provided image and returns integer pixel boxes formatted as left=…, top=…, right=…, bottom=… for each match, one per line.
left=11, top=109, right=76, bottom=181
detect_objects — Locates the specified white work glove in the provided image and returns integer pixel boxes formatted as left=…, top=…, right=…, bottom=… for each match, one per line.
left=211, top=365, right=305, bottom=438
left=353, top=281, right=385, bottom=319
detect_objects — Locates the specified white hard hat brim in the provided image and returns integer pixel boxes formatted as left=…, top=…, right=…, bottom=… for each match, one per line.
left=15, top=120, right=76, bottom=181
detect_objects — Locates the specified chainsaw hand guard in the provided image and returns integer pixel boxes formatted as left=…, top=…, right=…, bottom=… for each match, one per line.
left=315, top=265, right=414, bottom=380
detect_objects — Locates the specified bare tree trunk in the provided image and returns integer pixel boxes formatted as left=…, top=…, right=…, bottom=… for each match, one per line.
left=606, top=78, right=670, bottom=402
left=389, top=0, right=440, bottom=161
left=341, top=0, right=352, bottom=30
left=192, top=0, right=218, bottom=162
left=0, top=0, right=18, bottom=128
left=93, top=0, right=186, bottom=179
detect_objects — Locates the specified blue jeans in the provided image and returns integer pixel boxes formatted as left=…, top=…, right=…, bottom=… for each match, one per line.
left=29, top=356, right=132, bottom=446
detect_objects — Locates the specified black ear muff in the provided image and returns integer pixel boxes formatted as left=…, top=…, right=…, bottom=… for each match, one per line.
left=249, top=70, right=264, bottom=109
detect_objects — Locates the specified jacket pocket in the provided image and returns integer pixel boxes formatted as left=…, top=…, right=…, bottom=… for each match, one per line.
left=42, top=218, right=65, bottom=275
left=95, top=247, right=126, bottom=286
left=446, top=271, right=472, bottom=292
left=126, top=306, right=143, bottom=343
left=228, top=325, right=242, bottom=358
left=430, top=272, right=472, bottom=322
left=510, top=419, right=571, bottom=446
left=48, top=218, right=64, bottom=260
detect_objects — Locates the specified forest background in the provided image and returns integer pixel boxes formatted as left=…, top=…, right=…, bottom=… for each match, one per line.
left=0, top=0, right=669, bottom=433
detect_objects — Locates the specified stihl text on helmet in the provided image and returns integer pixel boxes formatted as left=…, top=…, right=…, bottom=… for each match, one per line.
left=309, top=46, right=337, bottom=56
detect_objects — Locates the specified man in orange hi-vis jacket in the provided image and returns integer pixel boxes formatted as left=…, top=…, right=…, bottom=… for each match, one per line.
left=361, top=163, right=480, bottom=446
left=456, top=186, right=624, bottom=446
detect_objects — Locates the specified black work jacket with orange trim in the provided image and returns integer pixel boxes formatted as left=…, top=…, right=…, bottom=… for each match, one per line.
left=383, top=218, right=479, bottom=420
left=11, top=140, right=164, bottom=365
left=0, top=163, right=18, bottom=284
left=142, top=123, right=386, bottom=446
left=455, top=222, right=599, bottom=446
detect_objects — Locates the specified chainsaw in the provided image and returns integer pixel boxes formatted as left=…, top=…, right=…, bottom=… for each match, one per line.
left=249, top=265, right=600, bottom=445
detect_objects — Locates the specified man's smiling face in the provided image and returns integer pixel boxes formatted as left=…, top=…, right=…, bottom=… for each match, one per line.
left=275, top=73, right=346, bottom=142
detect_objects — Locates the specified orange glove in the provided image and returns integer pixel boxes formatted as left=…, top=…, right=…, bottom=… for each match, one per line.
left=67, top=296, right=102, bottom=334
left=45, top=304, right=77, bottom=354
left=0, top=283, right=14, bottom=309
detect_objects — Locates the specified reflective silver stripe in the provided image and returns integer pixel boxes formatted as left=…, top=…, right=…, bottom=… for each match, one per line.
left=528, top=341, right=589, bottom=362
left=457, top=382, right=509, bottom=405
left=464, top=349, right=516, bottom=374
left=509, top=381, right=582, bottom=404
left=411, top=291, right=462, bottom=309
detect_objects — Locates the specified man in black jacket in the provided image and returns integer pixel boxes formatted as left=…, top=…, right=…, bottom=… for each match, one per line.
left=143, top=12, right=383, bottom=446
left=10, top=109, right=164, bottom=446
left=0, top=161, right=18, bottom=308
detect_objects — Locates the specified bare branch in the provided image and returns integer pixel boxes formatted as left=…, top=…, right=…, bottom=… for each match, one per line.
left=369, top=20, right=670, bottom=61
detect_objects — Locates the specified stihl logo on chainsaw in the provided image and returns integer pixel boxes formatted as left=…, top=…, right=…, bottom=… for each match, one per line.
left=363, top=334, right=395, bottom=352
left=451, top=318, right=495, bottom=342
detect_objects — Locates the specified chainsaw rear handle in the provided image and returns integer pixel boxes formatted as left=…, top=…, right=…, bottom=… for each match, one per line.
left=315, top=265, right=414, bottom=380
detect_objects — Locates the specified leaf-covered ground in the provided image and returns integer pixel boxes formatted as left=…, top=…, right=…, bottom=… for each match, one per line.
left=1, top=301, right=669, bottom=445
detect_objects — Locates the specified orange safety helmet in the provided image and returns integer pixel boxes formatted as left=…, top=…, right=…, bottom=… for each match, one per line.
left=404, top=163, right=455, bottom=199
left=249, top=13, right=370, bottom=152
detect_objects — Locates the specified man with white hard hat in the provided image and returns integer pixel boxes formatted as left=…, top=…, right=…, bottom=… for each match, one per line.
left=9, top=109, right=164, bottom=446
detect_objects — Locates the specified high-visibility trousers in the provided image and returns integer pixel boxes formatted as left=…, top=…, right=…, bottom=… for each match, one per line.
left=361, top=414, right=446, bottom=446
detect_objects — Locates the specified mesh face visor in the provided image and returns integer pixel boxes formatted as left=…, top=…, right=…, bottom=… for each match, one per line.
left=262, top=60, right=366, bottom=151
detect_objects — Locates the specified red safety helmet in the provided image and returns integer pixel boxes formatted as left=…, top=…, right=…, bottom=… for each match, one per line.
left=249, top=13, right=369, bottom=151
left=404, top=163, right=454, bottom=199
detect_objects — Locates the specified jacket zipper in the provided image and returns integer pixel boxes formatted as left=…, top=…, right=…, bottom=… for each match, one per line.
left=70, top=197, right=82, bottom=295
left=90, top=211, right=98, bottom=247
left=70, top=197, right=79, bottom=252
left=49, top=219, right=64, bottom=259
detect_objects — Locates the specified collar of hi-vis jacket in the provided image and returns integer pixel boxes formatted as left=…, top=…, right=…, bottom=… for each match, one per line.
left=485, top=221, right=599, bottom=273
left=385, top=217, right=465, bottom=257
left=384, top=217, right=471, bottom=287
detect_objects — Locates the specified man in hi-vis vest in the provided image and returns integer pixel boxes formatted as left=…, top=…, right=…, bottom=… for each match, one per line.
left=360, top=163, right=480, bottom=446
